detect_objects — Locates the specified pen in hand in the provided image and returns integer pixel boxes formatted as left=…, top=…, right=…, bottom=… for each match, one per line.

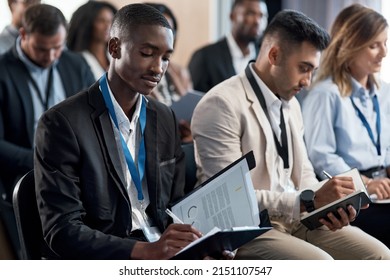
left=322, top=170, right=333, bottom=179
left=165, top=208, right=184, bottom=224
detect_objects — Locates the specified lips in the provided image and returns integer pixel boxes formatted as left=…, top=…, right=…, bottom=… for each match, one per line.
left=294, top=87, right=302, bottom=93
left=143, top=75, right=161, bottom=87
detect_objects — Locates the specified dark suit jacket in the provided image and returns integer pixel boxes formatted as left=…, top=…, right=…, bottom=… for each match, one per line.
left=0, top=46, right=95, bottom=202
left=188, top=37, right=235, bottom=93
left=188, top=37, right=260, bottom=93
left=34, top=81, right=185, bottom=259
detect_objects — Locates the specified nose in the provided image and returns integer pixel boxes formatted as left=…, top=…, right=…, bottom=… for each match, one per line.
left=300, top=72, right=312, bottom=88
left=151, top=58, right=166, bottom=75
left=381, top=44, right=387, bottom=58
left=43, top=49, right=57, bottom=64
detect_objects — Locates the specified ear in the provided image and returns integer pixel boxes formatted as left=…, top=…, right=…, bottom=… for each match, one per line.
left=230, top=12, right=235, bottom=22
left=19, top=27, right=26, bottom=41
left=108, top=37, right=121, bottom=59
left=268, top=45, right=280, bottom=66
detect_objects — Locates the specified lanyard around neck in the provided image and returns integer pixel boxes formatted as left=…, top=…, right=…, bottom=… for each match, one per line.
left=27, top=67, right=54, bottom=111
left=99, top=74, right=147, bottom=201
left=350, top=94, right=381, bottom=156
left=245, top=65, right=289, bottom=169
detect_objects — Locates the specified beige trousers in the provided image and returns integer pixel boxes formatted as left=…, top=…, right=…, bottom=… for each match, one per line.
left=235, top=220, right=390, bottom=260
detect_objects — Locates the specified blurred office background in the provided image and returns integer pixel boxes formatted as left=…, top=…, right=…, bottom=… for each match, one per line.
left=1, top=0, right=388, bottom=81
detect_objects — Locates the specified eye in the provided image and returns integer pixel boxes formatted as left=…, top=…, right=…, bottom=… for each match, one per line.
left=369, top=43, right=379, bottom=49
left=162, top=54, right=171, bottom=62
left=299, top=65, right=310, bottom=73
left=140, top=51, right=153, bottom=57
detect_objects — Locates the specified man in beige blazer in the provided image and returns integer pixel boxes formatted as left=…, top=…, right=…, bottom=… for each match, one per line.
left=191, top=10, right=390, bottom=259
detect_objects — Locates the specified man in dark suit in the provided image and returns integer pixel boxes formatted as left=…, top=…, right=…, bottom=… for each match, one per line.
left=188, top=0, right=268, bottom=93
left=0, top=4, right=95, bottom=258
left=34, top=3, right=208, bottom=260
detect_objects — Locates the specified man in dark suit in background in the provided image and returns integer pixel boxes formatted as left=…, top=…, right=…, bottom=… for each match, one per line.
left=33, top=3, right=209, bottom=260
left=0, top=4, right=95, bottom=258
left=188, top=0, right=268, bottom=93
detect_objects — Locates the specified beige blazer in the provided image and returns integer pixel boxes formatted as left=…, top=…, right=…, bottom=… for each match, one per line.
left=191, top=70, right=318, bottom=223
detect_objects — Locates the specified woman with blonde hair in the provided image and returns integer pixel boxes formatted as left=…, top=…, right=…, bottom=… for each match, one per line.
left=302, top=4, right=390, bottom=247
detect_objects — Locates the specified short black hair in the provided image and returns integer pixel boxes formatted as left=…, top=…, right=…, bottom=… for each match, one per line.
left=110, top=3, right=172, bottom=40
left=22, top=4, right=66, bottom=36
left=264, top=9, right=330, bottom=51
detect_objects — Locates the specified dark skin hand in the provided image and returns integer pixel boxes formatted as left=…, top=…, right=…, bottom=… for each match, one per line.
left=130, top=224, right=236, bottom=260
left=179, top=120, right=193, bottom=143
left=130, top=223, right=202, bottom=259
left=301, top=176, right=368, bottom=231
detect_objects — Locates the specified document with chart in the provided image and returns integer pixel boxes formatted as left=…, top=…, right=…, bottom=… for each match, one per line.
left=171, top=151, right=260, bottom=233
left=170, top=151, right=271, bottom=259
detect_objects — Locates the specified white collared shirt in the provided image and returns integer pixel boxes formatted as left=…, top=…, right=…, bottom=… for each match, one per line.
left=226, top=32, right=257, bottom=74
left=249, top=64, right=294, bottom=193
left=82, top=50, right=108, bottom=81
left=102, top=80, right=151, bottom=231
left=16, top=36, right=67, bottom=138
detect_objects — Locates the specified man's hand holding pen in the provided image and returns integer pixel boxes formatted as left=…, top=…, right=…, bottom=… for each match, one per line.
left=164, top=209, right=235, bottom=259
left=314, top=171, right=358, bottom=230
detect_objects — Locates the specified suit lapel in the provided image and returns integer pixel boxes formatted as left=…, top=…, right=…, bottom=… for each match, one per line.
left=57, top=57, right=74, bottom=98
left=144, top=103, right=158, bottom=214
left=220, top=38, right=236, bottom=77
left=241, top=73, right=276, bottom=178
left=88, top=83, right=128, bottom=199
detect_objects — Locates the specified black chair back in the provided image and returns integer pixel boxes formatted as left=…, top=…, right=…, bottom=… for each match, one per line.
left=12, top=170, right=44, bottom=259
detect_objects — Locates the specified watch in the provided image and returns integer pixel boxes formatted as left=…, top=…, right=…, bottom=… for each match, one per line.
left=300, top=189, right=316, bottom=213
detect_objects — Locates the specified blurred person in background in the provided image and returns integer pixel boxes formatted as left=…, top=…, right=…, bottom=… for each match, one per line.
left=0, top=0, right=41, bottom=55
left=188, top=0, right=268, bottom=93
left=0, top=4, right=95, bottom=258
left=67, top=1, right=117, bottom=80
left=144, top=2, right=193, bottom=106
left=145, top=2, right=194, bottom=143
left=301, top=4, right=390, bottom=247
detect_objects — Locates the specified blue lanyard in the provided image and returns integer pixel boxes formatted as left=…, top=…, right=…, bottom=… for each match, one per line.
left=350, top=94, right=381, bottom=156
left=99, top=74, right=147, bottom=201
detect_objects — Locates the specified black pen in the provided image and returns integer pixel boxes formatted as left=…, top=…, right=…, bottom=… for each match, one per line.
left=322, top=170, right=333, bottom=179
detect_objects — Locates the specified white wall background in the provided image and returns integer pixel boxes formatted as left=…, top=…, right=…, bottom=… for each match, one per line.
left=1, top=0, right=390, bottom=82
left=0, top=0, right=87, bottom=29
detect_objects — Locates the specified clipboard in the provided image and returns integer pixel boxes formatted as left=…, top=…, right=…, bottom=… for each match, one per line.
left=171, top=151, right=257, bottom=233
left=170, top=151, right=270, bottom=259
left=173, top=151, right=256, bottom=205
left=171, top=226, right=272, bottom=260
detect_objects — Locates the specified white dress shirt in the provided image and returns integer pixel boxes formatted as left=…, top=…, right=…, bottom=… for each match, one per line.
left=226, top=32, right=257, bottom=74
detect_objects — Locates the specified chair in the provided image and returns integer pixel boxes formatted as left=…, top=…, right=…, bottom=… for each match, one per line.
left=12, top=170, right=45, bottom=259
left=181, top=143, right=198, bottom=194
